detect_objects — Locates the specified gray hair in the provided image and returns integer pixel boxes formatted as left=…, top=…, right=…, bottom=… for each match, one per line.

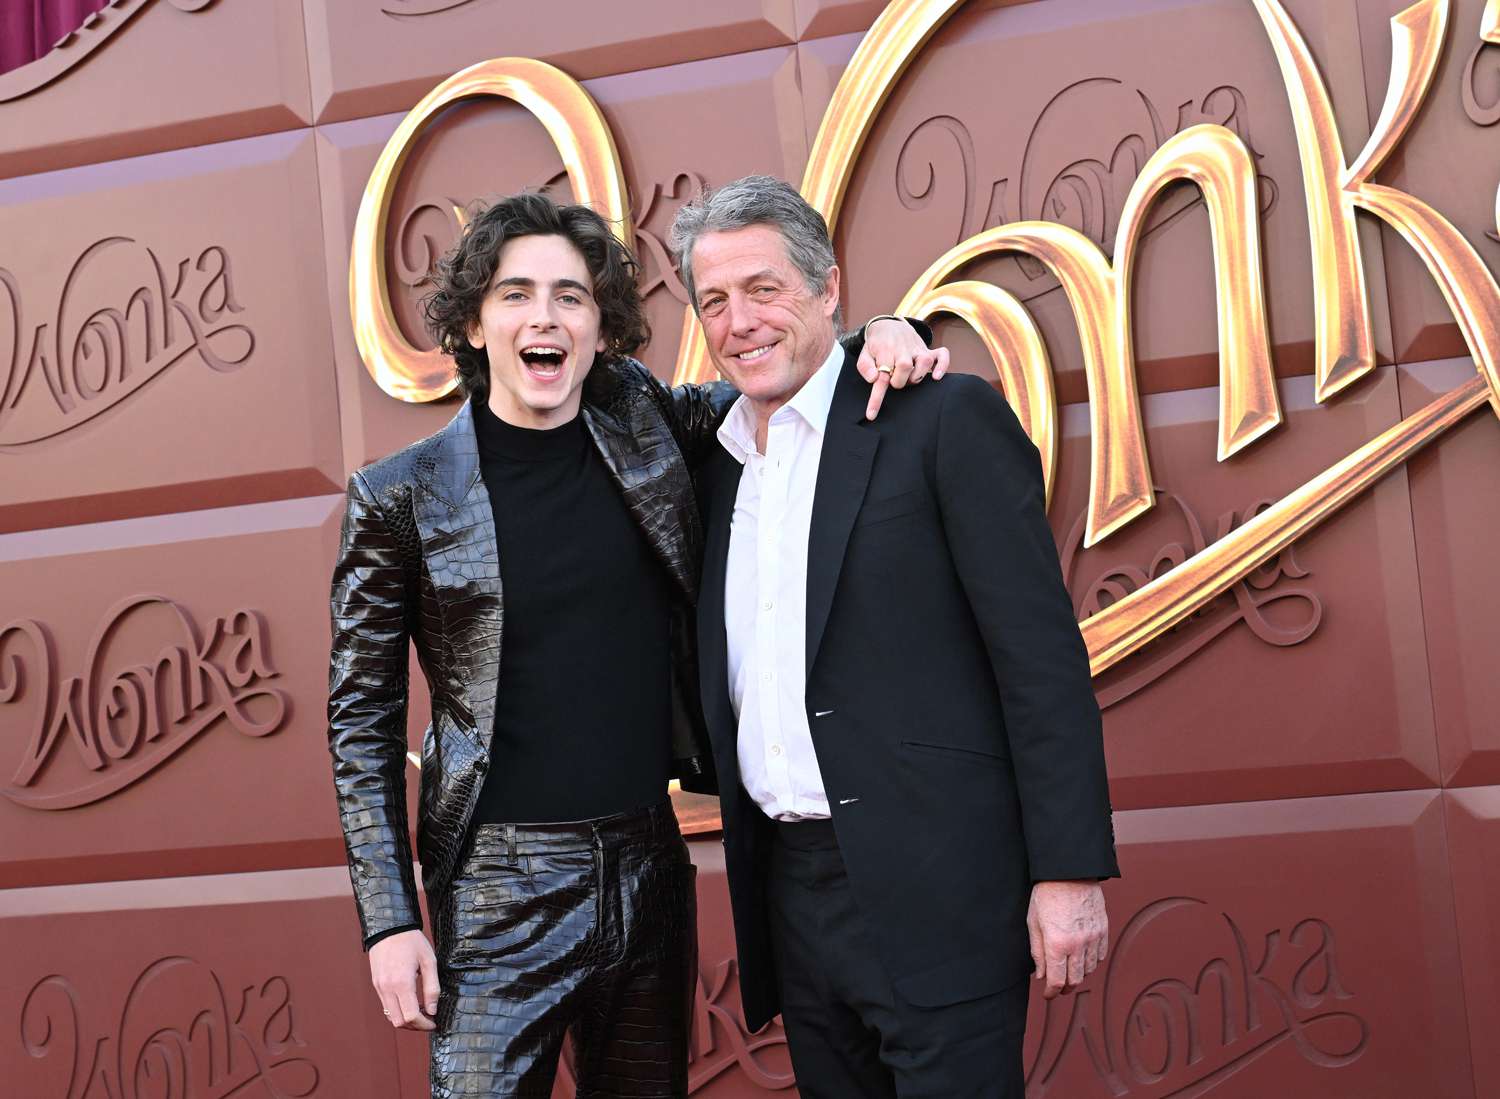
left=668, top=175, right=840, bottom=325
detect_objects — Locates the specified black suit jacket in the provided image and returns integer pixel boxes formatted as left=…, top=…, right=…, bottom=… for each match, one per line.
left=697, top=350, right=1118, bottom=1031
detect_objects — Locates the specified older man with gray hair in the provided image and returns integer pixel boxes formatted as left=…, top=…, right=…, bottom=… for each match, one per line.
left=672, top=175, right=1117, bottom=1098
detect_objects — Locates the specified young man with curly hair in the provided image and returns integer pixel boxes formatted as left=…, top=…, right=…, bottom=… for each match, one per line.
left=326, top=191, right=942, bottom=1098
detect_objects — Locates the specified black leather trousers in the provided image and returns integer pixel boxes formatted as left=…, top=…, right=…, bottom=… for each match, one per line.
left=430, top=801, right=698, bottom=1098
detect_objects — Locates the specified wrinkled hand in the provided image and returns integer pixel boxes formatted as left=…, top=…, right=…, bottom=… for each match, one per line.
left=1027, top=880, right=1109, bottom=999
left=369, top=929, right=439, bottom=1030
left=858, top=316, right=950, bottom=420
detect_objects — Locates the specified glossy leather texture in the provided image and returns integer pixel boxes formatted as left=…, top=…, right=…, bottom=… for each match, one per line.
left=430, top=802, right=698, bottom=1098
left=327, top=358, right=732, bottom=943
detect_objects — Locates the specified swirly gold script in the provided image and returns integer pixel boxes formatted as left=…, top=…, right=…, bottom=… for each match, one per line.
left=350, top=0, right=1500, bottom=679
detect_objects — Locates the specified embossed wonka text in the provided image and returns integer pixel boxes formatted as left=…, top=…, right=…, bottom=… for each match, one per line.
left=20, top=957, right=319, bottom=1098
left=0, top=237, right=253, bottom=447
left=0, top=596, right=286, bottom=810
left=1025, top=897, right=1366, bottom=1096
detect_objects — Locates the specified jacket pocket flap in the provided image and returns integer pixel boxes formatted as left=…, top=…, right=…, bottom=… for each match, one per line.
left=855, top=489, right=928, bottom=527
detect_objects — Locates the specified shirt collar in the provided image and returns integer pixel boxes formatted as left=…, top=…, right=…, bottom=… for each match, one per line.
left=716, top=340, right=844, bottom=465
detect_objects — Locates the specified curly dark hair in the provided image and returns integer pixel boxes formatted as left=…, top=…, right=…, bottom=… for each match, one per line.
left=421, top=192, right=649, bottom=403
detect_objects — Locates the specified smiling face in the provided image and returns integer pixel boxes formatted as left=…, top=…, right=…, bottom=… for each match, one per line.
left=690, top=224, right=840, bottom=423
left=466, top=233, right=607, bottom=429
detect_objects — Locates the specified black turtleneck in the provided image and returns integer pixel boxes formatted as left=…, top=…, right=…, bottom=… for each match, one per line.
left=470, top=397, right=674, bottom=824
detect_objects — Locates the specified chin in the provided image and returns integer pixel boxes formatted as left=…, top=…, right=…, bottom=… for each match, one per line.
left=742, top=377, right=794, bottom=402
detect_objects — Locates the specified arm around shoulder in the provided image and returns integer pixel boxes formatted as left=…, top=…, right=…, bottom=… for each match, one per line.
left=613, top=356, right=736, bottom=468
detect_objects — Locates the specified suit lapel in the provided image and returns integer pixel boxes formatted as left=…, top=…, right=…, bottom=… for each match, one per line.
left=412, top=402, right=501, bottom=748
left=805, top=352, right=879, bottom=679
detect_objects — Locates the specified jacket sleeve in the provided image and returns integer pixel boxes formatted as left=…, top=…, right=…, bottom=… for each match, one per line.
left=653, top=316, right=935, bottom=465
left=653, top=374, right=738, bottom=468
left=933, top=376, right=1118, bottom=882
left=327, top=470, right=423, bottom=945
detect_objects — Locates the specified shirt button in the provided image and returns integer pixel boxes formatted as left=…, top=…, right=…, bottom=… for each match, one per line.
left=771, top=745, right=782, bottom=756
left=762, top=600, right=774, bottom=611
left=763, top=671, right=774, bottom=682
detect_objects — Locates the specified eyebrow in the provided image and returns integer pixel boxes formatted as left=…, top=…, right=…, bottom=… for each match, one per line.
left=697, top=268, right=781, bottom=301
left=491, top=276, right=594, bottom=297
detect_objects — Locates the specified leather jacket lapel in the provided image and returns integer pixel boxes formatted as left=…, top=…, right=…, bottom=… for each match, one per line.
left=413, top=402, right=501, bottom=747
left=806, top=352, right=879, bottom=679
left=413, top=401, right=481, bottom=508
left=582, top=389, right=703, bottom=602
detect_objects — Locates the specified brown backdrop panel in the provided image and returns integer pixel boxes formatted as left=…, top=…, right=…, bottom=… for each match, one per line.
left=1444, top=786, right=1500, bottom=1099
left=0, top=866, right=401, bottom=1098
left=304, top=0, right=800, bottom=123
left=1041, top=367, right=1438, bottom=809
left=0, top=131, right=344, bottom=532
left=793, top=0, right=1034, bottom=47
left=315, top=46, right=806, bottom=475
left=1356, top=0, right=1500, bottom=365
left=793, top=0, right=895, bottom=40
left=1019, top=790, right=1471, bottom=1099
left=0, top=496, right=347, bottom=888
left=1399, top=359, right=1500, bottom=789
left=0, top=0, right=312, bottom=179
left=679, top=841, right=796, bottom=1098
left=798, top=0, right=1393, bottom=408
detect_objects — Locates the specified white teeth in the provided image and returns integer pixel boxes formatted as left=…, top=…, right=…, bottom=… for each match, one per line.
left=521, top=346, right=565, bottom=376
left=736, top=345, right=773, bottom=362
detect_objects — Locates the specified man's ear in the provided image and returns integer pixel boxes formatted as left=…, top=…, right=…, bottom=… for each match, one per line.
left=821, top=265, right=841, bottom=318
left=467, top=318, right=485, bottom=350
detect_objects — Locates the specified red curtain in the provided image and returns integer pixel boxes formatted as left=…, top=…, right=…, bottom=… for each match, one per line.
left=0, top=0, right=112, bottom=77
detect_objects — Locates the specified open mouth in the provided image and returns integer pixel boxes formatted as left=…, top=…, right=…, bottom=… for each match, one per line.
left=519, top=346, right=566, bottom=379
left=734, top=342, right=777, bottom=363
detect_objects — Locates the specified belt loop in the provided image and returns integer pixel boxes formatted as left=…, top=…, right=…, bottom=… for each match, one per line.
left=505, top=823, right=516, bottom=863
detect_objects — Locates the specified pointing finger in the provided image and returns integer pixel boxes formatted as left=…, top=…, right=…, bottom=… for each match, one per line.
left=866, top=372, right=891, bottom=420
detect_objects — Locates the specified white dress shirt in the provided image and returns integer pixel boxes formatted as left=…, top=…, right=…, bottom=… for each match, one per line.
left=717, top=343, right=844, bottom=820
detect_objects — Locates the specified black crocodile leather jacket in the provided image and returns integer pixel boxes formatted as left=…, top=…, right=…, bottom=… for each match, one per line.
left=327, top=357, right=734, bottom=944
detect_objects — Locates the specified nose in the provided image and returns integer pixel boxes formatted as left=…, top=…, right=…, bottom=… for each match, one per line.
left=526, top=297, right=559, bottom=330
left=725, top=292, right=755, bottom=337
